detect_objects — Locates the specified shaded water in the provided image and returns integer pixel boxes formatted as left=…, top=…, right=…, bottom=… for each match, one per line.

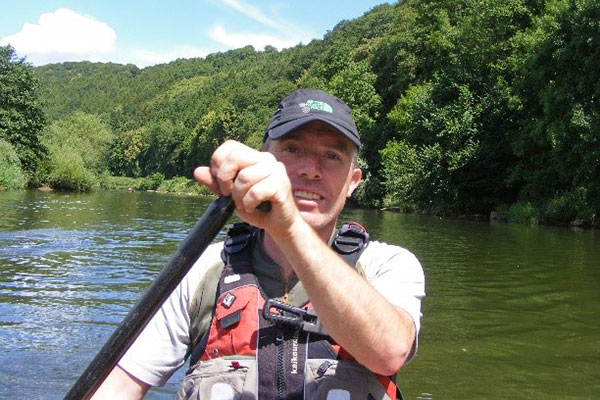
left=1, top=190, right=598, bottom=399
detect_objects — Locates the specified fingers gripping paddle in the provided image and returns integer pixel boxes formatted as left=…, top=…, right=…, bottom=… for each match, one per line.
left=64, top=196, right=269, bottom=399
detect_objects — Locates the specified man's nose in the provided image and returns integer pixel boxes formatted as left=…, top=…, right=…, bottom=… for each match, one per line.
left=297, top=152, right=322, bottom=180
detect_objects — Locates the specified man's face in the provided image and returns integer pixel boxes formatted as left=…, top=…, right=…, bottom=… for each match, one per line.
left=267, top=121, right=362, bottom=235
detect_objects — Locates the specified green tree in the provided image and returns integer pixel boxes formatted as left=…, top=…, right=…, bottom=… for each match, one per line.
left=386, top=81, right=484, bottom=212
left=184, top=103, right=243, bottom=173
left=108, top=127, right=145, bottom=177
left=138, top=119, right=189, bottom=178
left=370, top=2, right=420, bottom=113
left=41, top=112, right=114, bottom=191
left=379, top=140, right=419, bottom=209
left=329, top=61, right=381, bottom=135
left=511, top=0, right=599, bottom=223
left=0, top=139, right=27, bottom=190
left=0, top=45, right=46, bottom=172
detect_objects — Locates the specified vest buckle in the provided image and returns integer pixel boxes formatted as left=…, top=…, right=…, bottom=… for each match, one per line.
left=223, top=223, right=255, bottom=254
left=263, top=299, right=330, bottom=337
left=332, top=222, right=369, bottom=255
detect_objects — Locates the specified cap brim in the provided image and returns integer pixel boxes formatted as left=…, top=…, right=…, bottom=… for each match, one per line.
left=267, top=115, right=360, bottom=147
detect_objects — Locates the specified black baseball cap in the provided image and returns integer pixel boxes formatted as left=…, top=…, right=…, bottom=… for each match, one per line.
left=264, top=89, right=360, bottom=148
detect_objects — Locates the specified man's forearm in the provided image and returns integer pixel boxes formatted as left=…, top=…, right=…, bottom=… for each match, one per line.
left=90, top=366, right=150, bottom=400
left=270, top=218, right=415, bottom=376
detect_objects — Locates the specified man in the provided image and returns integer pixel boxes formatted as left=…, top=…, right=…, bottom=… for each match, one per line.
left=92, top=89, right=425, bottom=399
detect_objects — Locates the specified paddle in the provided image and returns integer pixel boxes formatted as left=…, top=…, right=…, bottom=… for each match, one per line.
left=64, top=196, right=266, bottom=399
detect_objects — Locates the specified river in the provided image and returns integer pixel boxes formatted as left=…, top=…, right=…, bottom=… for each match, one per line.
left=0, top=190, right=598, bottom=399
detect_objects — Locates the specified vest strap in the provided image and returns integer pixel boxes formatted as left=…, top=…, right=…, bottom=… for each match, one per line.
left=263, top=298, right=329, bottom=337
left=332, top=222, right=370, bottom=268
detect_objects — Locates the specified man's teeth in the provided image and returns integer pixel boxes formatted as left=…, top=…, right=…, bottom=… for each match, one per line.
left=294, top=190, right=321, bottom=200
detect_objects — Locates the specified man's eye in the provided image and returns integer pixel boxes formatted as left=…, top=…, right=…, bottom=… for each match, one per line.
left=325, top=152, right=341, bottom=161
left=284, top=146, right=299, bottom=154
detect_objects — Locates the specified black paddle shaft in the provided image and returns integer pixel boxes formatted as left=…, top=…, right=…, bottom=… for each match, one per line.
left=64, top=195, right=236, bottom=400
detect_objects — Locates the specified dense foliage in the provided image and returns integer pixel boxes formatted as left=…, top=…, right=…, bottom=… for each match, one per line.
left=3, top=0, right=598, bottom=225
left=0, top=138, right=27, bottom=190
left=0, top=45, right=45, bottom=189
left=40, top=112, right=114, bottom=191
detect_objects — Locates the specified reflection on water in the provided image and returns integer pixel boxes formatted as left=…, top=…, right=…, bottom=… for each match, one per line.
left=0, top=190, right=222, bottom=398
left=1, top=190, right=599, bottom=399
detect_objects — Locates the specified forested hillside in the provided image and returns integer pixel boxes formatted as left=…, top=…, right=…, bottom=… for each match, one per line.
left=3, top=0, right=598, bottom=226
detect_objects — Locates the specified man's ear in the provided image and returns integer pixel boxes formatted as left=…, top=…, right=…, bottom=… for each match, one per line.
left=346, top=168, right=362, bottom=197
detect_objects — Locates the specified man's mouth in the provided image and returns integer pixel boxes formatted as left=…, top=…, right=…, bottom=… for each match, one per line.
left=293, top=190, right=322, bottom=201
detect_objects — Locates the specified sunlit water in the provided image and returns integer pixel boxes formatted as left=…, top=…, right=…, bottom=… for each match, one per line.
left=1, top=190, right=598, bottom=399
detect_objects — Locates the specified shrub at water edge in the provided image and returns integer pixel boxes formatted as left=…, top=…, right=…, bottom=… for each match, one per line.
left=0, top=139, right=27, bottom=190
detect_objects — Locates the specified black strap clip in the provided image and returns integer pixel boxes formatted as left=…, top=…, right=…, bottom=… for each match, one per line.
left=332, top=222, right=369, bottom=255
left=262, top=299, right=329, bottom=337
left=223, top=223, right=255, bottom=254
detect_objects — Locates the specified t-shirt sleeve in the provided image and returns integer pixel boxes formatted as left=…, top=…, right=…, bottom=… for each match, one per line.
left=360, top=241, right=425, bottom=358
left=117, top=242, right=223, bottom=387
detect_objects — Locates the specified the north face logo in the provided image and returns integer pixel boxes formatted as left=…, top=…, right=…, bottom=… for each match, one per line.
left=299, top=100, right=333, bottom=114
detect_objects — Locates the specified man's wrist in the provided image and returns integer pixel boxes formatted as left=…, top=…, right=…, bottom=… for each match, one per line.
left=272, top=213, right=312, bottom=244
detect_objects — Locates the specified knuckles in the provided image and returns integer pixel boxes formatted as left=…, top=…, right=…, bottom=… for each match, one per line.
left=205, top=140, right=289, bottom=199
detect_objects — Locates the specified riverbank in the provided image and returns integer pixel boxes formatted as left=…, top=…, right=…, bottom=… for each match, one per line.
left=380, top=205, right=598, bottom=229
left=103, top=175, right=213, bottom=197
left=17, top=174, right=596, bottom=229
left=27, top=175, right=212, bottom=197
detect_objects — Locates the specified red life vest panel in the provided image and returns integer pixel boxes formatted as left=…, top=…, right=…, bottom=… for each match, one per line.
left=185, top=223, right=401, bottom=400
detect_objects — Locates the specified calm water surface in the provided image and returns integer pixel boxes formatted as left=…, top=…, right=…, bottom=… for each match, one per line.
left=0, top=190, right=598, bottom=399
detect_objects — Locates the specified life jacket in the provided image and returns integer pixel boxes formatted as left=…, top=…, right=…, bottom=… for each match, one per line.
left=178, top=223, right=402, bottom=400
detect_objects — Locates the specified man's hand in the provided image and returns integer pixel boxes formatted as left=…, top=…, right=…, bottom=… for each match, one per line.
left=193, top=140, right=301, bottom=237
